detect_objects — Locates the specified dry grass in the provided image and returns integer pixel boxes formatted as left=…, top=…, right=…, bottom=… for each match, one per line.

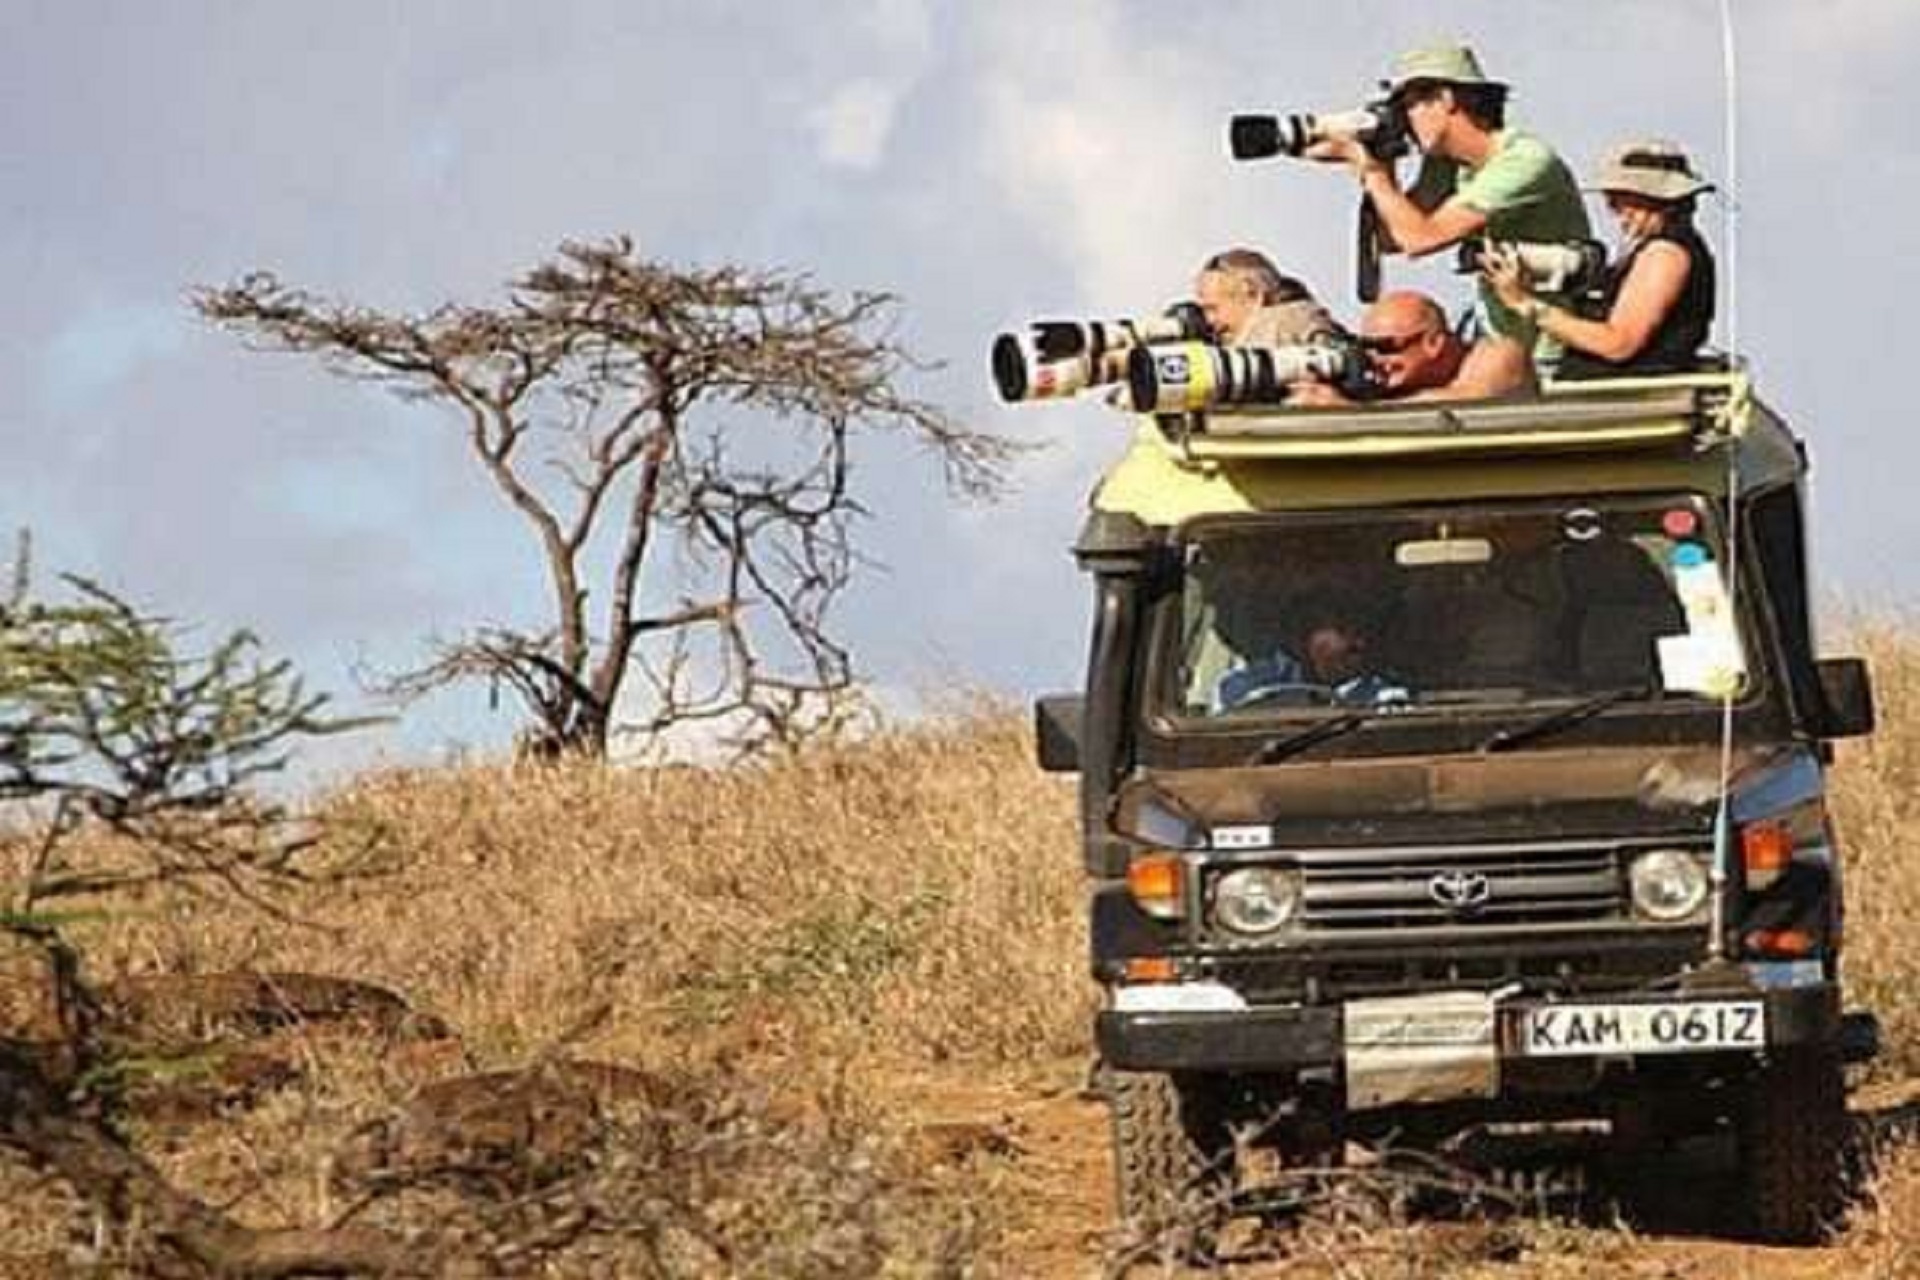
left=2, top=707, right=1081, bottom=1274
left=1827, top=619, right=1920, bottom=1080
left=2, top=617, right=1918, bottom=1274
left=75, top=707, right=1088, bottom=1071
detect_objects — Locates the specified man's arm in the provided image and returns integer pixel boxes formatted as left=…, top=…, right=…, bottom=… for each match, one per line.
left=1284, top=379, right=1356, bottom=408
left=1304, top=138, right=1488, bottom=256
left=1357, top=162, right=1489, bottom=257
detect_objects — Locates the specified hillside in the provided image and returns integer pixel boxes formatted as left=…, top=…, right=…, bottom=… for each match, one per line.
left=2, top=629, right=1918, bottom=1276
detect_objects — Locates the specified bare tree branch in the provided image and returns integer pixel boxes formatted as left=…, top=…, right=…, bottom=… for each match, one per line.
left=195, top=238, right=1028, bottom=757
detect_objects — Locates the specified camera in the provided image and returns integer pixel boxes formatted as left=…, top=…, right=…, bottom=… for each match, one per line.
left=1456, top=238, right=1609, bottom=295
left=1126, top=337, right=1378, bottom=414
left=991, top=302, right=1211, bottom=403
left=1229, top=100, right=1412, bottom=164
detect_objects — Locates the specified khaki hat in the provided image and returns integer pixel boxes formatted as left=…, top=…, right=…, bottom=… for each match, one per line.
left=1589, top=140, right=1715, bottom=202
left=1385, top=42, right=1506, bottom=95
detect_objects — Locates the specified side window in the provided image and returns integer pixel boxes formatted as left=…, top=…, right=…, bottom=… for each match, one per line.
left=1748, top=485, right=1818, bottom=709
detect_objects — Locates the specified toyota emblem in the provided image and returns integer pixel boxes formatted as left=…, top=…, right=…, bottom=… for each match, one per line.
left=1428, top=869, right=1493, bottom=912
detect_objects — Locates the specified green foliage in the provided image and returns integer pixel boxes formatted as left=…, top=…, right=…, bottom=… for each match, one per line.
left=1, top=575, right=345, bottom=816
left=1, top=548, right=369, bottom=915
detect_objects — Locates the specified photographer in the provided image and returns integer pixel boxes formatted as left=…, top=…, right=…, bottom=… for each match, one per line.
left=1195, top=248, right=1340, bottom=348
left=1289, top=291, right=1534, bottom=406
left=1304, top=43, right=1588, bottom=370
left=1482, top=140, right=1716, bottom=380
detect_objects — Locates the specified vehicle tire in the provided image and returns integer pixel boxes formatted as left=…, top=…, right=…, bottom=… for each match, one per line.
left=1735, top=1047, right=1848, bottom=1244
left=1104, top=1068, right=1235, bottom=1263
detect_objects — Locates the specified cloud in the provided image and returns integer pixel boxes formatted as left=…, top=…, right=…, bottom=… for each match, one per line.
left=804, top=0, right=934, bottom=171
left=5, top=0, right=1920, bottom=780
left=809, top=79, right=904, bottom=170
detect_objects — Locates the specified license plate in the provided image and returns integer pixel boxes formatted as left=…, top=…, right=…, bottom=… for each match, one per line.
left=1518, top=1000, right=1765, bottom=1057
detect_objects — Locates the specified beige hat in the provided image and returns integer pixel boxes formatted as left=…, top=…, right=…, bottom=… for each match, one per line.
left=1385, top=42, right=1505, bottom=95
left=1589, top=140, right=1715, bottom=202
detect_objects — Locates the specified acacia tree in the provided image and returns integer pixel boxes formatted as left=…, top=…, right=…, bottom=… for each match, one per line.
left=0, top=554, right=409, bottom=1276
left=195, top=239, right=1019, bottom=757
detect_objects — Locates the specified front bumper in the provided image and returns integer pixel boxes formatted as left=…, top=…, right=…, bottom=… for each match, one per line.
left=1097, top=980, right=1840, bottom=1074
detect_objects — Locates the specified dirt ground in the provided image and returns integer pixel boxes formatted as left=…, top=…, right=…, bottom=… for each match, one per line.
left=885, top=1058, right=1920, bottom=1280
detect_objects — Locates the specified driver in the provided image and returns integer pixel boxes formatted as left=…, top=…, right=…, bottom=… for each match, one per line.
left=1215, top=615, right=1410, bottom=711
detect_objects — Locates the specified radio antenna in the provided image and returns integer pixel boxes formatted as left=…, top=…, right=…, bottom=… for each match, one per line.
left=1706, top=0, right=1744, bottom=963
left=1719, top=0, right=1740, bottom=366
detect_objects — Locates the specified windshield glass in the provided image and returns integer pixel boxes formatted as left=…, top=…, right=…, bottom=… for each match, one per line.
left=1169, top=497, right=1747, bottom=720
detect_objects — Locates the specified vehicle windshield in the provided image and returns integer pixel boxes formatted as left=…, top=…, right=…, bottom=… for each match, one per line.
left=1169, top=496, right=1748, bottom=720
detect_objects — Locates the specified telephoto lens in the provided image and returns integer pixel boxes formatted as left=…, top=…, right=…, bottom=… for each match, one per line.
left=1229, top=104, right=1408, bottom=162
left=991, top=333, right=1125, bottom=403
left=1229, top=114, right=1286, bottom=160
left=1127, top=341, right=1362, bottom=413
left=990, top=303, right=1212, bottom=403
left=1458, top=239, right=1609, bottom=295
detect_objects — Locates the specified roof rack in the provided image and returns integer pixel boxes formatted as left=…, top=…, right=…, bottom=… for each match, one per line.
left=1156, top=371, right=1752, bottom=464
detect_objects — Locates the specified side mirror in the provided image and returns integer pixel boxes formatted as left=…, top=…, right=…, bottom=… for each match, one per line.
left=1815, top=657, right=1874, bottom=739
left=1034, top=694, right=1084, bottom=773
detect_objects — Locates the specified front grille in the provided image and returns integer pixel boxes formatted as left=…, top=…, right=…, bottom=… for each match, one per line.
left=1204, top=944, right=1689, bottom=1003
left=1294, top=842, right=1625, bottom=929
left=1191, top=837, right=1711, bottom=1002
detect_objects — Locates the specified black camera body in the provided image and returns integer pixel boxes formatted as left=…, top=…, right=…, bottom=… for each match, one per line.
left=1229, top=100, right=1412, bottom=165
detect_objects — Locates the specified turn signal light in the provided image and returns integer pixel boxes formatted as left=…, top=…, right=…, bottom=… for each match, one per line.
left=1127, top=853, right=1185, bottom=920
left=1123, top=957, right=1178, bottom=983
left=1745, top=927, right=1815, bottom=957
left=1741, top=821, right=1793, bottom=882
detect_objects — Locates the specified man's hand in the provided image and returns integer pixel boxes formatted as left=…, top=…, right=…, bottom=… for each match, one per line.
left=1301, top=136, right=1374, bottom=172
left=1287, top=380, right=1351, bottom=408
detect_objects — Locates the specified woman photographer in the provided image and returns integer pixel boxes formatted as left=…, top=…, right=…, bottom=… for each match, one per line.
left=1484, top=140, right=1715, bottom=380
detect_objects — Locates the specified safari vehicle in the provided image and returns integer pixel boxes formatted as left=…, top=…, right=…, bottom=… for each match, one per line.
left=1033, top=372, right=1878, bottom=1246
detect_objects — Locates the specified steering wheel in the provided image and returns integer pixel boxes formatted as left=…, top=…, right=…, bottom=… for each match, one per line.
left=1224, top=680, right=1338, bottom=711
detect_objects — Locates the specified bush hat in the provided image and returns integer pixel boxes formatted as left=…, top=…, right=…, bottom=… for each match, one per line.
left=1385, top=43, right=1506, bottom=96
left=1589, top=140, right=1715, bottom=203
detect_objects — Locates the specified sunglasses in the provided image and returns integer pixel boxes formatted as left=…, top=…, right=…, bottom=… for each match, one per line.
left=1365, top=329, right=1437, bottom=355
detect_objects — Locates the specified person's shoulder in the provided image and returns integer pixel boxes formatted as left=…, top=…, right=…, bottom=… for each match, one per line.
left=1498, top=128, right=1567, bottom=161
left=1244, top=300, right=1339, bottom=347
left=1489, top=129, right=1570, bottom=174
left=1639, top=237, right=1693, bottom=266
left=1464, top=333, right=1538, bottom=393
left=1468, top=332, right=1530, bottom=365
left=1457, top=130, right=1563, bottom=206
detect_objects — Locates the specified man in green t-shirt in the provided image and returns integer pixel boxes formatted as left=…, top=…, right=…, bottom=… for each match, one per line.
left=1305, top=43, right=1589, bottom=371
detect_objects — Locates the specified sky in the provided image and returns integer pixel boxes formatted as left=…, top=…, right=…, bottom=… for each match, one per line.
left=3, top=0, right=1914, bottom=780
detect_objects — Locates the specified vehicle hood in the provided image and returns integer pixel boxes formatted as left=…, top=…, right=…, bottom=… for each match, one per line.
left=1121, top=744, right=1787, bottom=846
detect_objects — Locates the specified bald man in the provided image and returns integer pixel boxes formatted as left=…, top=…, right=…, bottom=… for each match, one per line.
left=1290, top=291, right=1535, bottom=406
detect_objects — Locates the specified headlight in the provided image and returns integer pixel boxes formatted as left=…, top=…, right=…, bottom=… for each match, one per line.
left=1629, top=849, right=1709, bottom=921
left=1211, top=866, right=1303, bottom=936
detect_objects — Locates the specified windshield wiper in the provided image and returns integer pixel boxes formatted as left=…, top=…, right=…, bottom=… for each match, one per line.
left=1246, top=712, right=1373, bottom=766
left=1478, top=686, right=1653, bottom=754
